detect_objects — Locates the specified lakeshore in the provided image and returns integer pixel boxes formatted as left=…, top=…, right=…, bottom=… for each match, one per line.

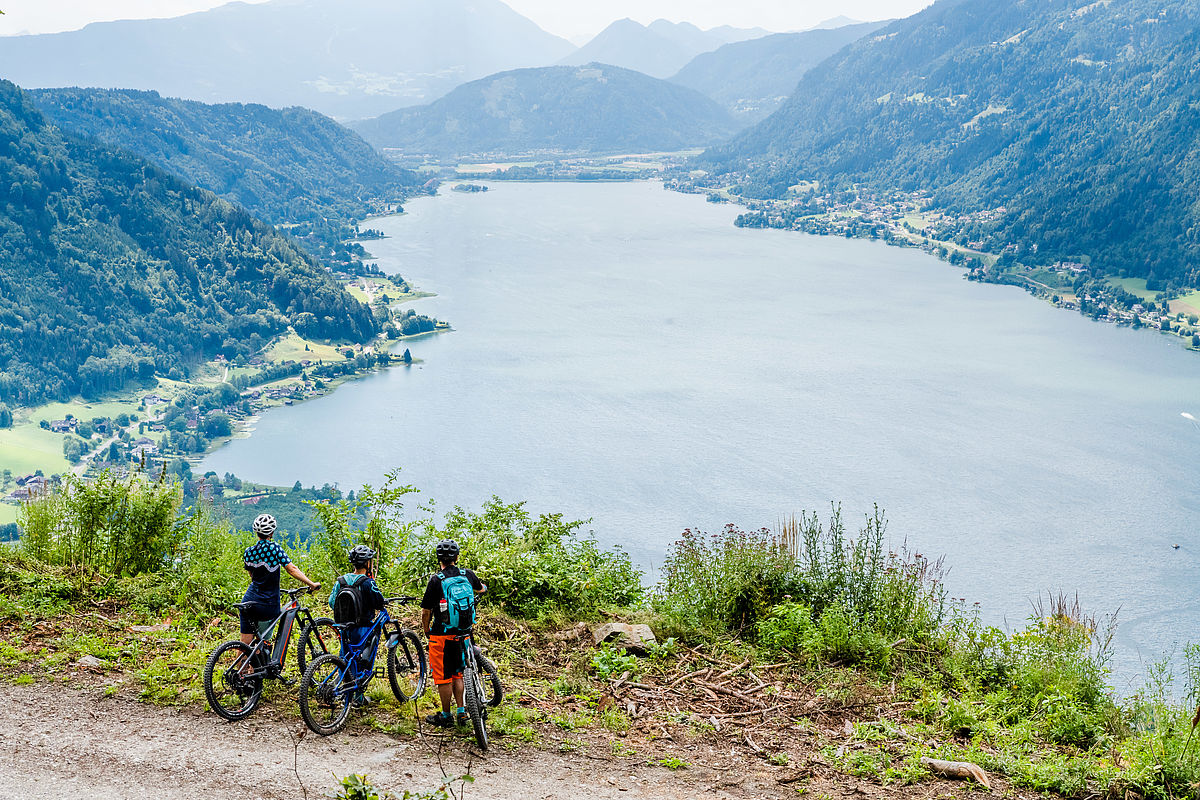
left=671, top=178, right=1200, bottom=349
left=0, top=272, right=447, bottom=499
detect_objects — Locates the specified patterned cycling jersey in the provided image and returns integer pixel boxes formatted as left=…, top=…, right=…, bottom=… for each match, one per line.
left=243, top=540, right=290, bottom=604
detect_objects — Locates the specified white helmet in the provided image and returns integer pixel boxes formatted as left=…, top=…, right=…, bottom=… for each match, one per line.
left=252, top=514, right=277, bottom=537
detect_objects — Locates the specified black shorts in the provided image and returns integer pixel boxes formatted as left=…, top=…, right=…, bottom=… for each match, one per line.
left=239, top=601, right=277, bottom=635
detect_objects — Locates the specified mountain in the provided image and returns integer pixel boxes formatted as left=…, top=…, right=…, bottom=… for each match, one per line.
left=705, top=0, right=1200, bottom=287
left=0, top=81, right=376, bottom=406
left=670, top=22, right=888, bottom=124
left=0, top=0, right=575, bottom=120
left=559, top=19, right=770, bottom=79
left=29, top=88, right=420, bottom=229
left=810, top=16, right=865, bottom=30
left=352, top=64, right=738, bottom=159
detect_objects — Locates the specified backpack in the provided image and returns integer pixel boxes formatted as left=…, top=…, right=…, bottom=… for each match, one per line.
left=439, top=570, right=476, bottom=630
left=333, top=575, right=366, bottom=625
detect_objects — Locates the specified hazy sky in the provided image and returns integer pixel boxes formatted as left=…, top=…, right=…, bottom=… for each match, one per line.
left=0, top=0, right=932, bottom=40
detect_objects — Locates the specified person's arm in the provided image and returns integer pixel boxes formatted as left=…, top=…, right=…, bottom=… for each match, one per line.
left=468, top=569, right=486, bottom=595
left=284, top=562, right=320, bottom=590
left=421, top=608, right=433, bottom=636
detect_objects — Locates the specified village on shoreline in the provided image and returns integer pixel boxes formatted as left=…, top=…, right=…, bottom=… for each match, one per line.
left=0, top=272, right=448, bottom=521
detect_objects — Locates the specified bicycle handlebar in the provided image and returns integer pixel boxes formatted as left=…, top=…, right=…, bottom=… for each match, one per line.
left=282, top=586, right=319, bottom=599
left=385, top=595, right=419, bottom=605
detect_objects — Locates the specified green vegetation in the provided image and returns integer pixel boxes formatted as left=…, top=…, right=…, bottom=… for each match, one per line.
left=30, top=88, right=423, bottom=267
left=0, top=80, right=376, bottom=406
left=352, top=63, right=737, bottom=160
left=5, top=472, right=1200, bottom=798
left=703, top=0, right=1200, bottom=288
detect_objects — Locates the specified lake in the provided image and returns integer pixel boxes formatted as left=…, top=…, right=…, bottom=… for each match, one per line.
left=203, top=181, right=1200, bottom=687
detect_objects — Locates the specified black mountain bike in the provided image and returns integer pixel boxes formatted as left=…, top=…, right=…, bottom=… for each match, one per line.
left=298, top=596, right=428, bottom=736
left=447, top=630, right=503, bottom=751
left=203, top=586, right=327, bottom=721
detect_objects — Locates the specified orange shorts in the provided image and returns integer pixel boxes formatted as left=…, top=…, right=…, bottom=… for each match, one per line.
left=428, top=635, right=464, bottom=685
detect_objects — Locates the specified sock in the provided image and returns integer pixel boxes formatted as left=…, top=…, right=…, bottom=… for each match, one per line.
left=457, top=706, right=466, bottom=714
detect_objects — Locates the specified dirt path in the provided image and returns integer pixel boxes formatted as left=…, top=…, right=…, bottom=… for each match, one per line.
left=0, top=683, right=771, bottom=800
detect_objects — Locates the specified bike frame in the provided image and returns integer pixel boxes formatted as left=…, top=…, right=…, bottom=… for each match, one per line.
left=327, top=597, right=419, bottom=696
left=240, top=588, right=319, bottom=678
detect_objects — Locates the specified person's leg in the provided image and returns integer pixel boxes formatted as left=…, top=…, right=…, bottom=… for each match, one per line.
left=438, top=682, right=455, bottom=713
left=425, top=636, right=455, bottom=726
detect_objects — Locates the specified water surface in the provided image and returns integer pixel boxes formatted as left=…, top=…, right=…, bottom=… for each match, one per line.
left=204, top=181, right=1200, bottom=686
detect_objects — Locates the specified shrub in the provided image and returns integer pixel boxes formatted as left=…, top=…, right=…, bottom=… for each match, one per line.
left=390, top=497, right=643, bottom=620
left=19, top=471, right=183, bottom=576
left=653, top=524, right=799, bottom=637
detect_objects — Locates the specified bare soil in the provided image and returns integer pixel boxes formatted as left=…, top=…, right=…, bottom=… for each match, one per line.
left=0, top=681, right=1016, bottom=800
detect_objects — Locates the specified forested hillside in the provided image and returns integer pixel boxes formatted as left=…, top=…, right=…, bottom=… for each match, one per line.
left=670, top=22, right=887, bottom=124
left=30, top=89, right=420, bottom=229
left=704, top=0, right=1200, bottom=287
left=0, top=81, right=376, bottom=406
left=353, top=64, right=737, bottom=158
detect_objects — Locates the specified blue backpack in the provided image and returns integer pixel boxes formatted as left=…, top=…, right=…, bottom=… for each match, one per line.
left=439, top=570, right=476, bottom=630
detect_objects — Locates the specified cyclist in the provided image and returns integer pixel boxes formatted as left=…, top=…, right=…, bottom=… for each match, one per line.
left=420, top=538, right=486, bottom=727
left=240, top=513, right=320, bottom=649
left=328, top=544, right=387, bottom=706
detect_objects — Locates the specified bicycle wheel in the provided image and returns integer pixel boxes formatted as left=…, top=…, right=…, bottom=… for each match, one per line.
left=387, top=629, right=428, bottom=702
left=463, top=667, right=488, bottom=751
left=477, top=652, right=503, bottom=708
left=297, top=617, right=337, bottom=677
left=204, top=641, right=263, bottom=721
left=299, top=653, right=353, bottom=736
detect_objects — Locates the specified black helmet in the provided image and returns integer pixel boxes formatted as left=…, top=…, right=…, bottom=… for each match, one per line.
left=435, top=539, right=459, bottom=562
left=348, top=544, right=376, bottom=567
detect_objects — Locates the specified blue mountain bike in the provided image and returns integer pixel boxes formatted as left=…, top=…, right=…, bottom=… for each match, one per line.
left=298, top=595, right=428, bottom=735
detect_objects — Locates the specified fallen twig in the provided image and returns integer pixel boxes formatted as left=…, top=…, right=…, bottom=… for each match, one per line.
left=921, top=757, right=991, bottom=790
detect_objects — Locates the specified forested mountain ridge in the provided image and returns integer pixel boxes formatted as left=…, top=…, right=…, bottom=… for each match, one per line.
left=0, top=81, right=376, bottom=406
left=353, top=64, right=738, bottom=158
left=703, top=0, right=1200, bottom=287
left=670, top=22, right=888, bottom=124
left=30, top=88, right=421, bottom=230
left=0, top=0, right=574, bottom=119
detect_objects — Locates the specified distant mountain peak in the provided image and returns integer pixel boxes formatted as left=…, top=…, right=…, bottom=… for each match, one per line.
left=810, top=16, right=865, bottom=30
left=0, top=0, right=574, bottom=119
left=561, top=17, right=773, bottom=79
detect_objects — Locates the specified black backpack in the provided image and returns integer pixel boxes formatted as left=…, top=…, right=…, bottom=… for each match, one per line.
left=332, top=575, right=366, bottom=625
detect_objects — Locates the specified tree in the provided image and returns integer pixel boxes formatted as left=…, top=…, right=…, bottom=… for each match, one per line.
left=0, top=403, right=11, bottom=428
left=402, top=348, right=412, bottom=364
left=202, top=412, right=232, bottom=438
left=292, top=480, right=303, bottom=493
left=1192, top=334, right=1199, bottom=348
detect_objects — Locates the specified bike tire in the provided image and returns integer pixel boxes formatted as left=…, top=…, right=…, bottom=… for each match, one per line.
left=387, top=629, right=428, bottom=702
left=297, top=616, right=337, bottom=677
left=299, top=653, right=353, bottom=736
left=203, top=641, right=263, bottom=721
left=463, top=667, right=488, bottom=751
left=477, top=652, right=503, bottom=708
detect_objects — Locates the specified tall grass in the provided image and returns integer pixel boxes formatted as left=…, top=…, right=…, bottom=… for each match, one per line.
left=653, top=506, right=950, bottom=654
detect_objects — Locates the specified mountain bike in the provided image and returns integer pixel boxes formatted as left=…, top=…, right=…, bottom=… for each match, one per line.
left=203, top=586, right=326, bottom=721
left=299, top=595, right=428, bottom=735
left=447, top=630, right=503, bottom=751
